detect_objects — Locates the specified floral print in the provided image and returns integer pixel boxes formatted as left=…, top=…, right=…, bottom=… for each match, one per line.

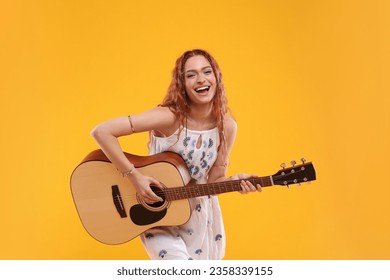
left=140, top=127, right=226, bottom=260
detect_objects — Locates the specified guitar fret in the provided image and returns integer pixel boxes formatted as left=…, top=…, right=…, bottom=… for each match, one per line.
left=164, top=190, right=171, bottom=201
left=165, top=176, right=273, bottom=202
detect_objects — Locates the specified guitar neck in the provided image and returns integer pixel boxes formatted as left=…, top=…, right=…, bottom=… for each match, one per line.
left=164, top=176, right=273, bottom=201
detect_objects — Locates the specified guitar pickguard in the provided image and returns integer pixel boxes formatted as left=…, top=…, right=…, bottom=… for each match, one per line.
left=130, top=204, right=167, bottom=225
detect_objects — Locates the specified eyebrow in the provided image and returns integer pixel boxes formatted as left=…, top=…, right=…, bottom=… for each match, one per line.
left=185, top=66, right=213, bottom=73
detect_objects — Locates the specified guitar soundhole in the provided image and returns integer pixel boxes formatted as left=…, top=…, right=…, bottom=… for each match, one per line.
left=137, top=184, right=170, bottom=212
left=130, top=185, right=169, bottom=226
left=146, top=185, right=166, bottom=208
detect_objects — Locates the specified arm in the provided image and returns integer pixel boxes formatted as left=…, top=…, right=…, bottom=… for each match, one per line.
left=207, top=117, right=261, bottom=193
left=91, top=106, right=177, bottom=203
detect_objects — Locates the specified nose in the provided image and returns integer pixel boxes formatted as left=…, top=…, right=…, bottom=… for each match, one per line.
left=196, top=73, right=206, bottom=83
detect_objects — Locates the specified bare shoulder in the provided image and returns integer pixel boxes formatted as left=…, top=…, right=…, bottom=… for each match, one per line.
left=132, top=106, right=178, bottom=135
left=144, top=106, right=176, bottom=120
left=223, top=115, right=238, bottom=137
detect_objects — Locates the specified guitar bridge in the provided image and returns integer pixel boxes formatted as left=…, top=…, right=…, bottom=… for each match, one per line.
left=112, top=185, right=127, bottom=218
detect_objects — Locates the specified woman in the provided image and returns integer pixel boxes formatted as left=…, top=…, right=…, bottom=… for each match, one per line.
left=91, top=49, right=261, bottom=260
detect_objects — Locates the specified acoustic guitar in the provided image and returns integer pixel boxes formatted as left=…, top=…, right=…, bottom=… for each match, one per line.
left=70, top=149, right=316, bottom=245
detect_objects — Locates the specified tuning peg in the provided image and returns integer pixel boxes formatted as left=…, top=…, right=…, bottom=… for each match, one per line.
left=301, top=158, right=306, bottom=164
left=291, top=160, right=296, bottom=167
left=280, top=163, right=286, bottom=169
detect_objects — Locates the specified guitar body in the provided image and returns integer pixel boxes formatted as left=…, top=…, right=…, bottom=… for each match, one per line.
left=70, top=150, right=192, bottom=245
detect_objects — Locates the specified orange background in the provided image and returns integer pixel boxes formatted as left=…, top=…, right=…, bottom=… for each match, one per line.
left=1, top=0, right=389, bottom=259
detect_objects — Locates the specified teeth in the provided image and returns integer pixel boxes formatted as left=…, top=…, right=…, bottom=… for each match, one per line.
left=195, top=86, right=209, bottom=92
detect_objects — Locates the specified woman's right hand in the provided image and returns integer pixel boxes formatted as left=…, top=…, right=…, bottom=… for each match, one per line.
left=128, top=170, right=164, bottom=204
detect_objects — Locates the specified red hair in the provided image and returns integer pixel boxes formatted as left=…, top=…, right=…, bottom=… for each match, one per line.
left=160, top=49, right=231, bottom=154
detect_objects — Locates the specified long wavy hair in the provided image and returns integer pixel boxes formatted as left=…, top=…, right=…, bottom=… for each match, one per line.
left=160, top=49, right=231, bottom=155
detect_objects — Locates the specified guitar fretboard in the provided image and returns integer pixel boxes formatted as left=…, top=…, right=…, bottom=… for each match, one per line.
left=164, top=177, right=273, bottom=201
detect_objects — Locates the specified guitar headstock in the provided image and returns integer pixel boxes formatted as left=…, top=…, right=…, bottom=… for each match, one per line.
left=272, top=158, right=316, bottom=187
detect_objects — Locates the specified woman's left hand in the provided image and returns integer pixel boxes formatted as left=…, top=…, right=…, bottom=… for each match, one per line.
left=229, top=173, right=262, bottom=194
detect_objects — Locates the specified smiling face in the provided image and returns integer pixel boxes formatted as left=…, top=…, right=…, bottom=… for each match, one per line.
left=184, top=55, right=217, bottom=106
left=162, top=49, right=229, bottom=154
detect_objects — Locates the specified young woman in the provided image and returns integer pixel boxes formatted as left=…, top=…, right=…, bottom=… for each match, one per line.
left=91, top=49, right=261, bottom=260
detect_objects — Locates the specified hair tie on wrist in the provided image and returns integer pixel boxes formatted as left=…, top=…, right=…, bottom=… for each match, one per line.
left=128, top=115, right=135, bottom=133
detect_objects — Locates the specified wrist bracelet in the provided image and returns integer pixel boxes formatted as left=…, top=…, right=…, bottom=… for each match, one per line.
left=120, top=166, right=135, bottom=177
left=128, top=115, right=135, bottom=133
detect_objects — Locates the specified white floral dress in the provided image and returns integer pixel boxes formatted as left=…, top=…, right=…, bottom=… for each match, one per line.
left=140, top=127, right=226, bottom=260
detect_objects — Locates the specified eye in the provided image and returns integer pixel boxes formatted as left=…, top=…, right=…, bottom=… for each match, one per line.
left=204, top=69, right=213, bottom=75
left=186, top=73, right=196, bottom=79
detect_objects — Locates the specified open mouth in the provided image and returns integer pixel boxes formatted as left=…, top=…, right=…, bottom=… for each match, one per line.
left=194, top=86, right=210, bottom=94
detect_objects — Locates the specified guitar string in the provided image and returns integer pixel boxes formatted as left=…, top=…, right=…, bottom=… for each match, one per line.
left=112, top=175, right=311, bottom=209
left=112, top=177, right=264, bottom=200
left=110, top=181, right=243, bottom=204
left=111, top=177, right=272, bottom=205
left=109, top=168, right=309, bottom=205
